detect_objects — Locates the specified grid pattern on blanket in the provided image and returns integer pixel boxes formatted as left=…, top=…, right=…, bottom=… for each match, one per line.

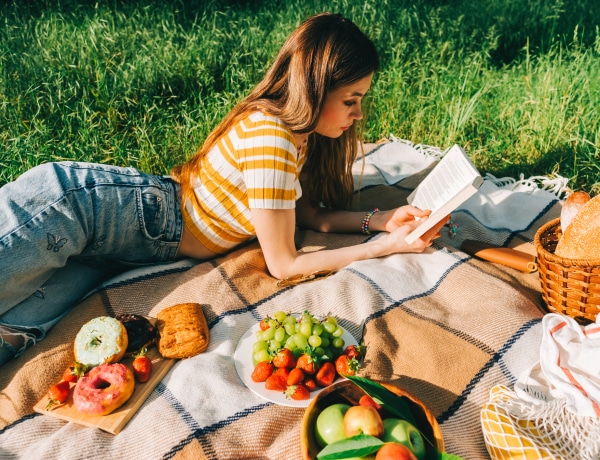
left=0, top=141, right=561, bottom=459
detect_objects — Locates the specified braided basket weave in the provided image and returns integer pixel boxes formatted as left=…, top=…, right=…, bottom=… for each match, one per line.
left=534, top=218, right=600, bottom=323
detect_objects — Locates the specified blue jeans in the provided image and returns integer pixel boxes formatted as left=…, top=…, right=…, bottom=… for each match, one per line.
left=0, top=162, right=183, bottom=365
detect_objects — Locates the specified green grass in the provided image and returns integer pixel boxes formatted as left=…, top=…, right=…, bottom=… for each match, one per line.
left=1, top=0, right=600, bottom=193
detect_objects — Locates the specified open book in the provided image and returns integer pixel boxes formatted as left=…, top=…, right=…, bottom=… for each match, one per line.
left=405, top=144, right=484, bottom=244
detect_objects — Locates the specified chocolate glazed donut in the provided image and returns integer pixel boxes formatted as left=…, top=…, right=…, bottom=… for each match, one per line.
left=116, top=314, right=157, bottom=353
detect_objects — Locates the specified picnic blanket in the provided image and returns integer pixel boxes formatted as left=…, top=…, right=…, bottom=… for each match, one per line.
left=0, top=139, right=568, bottom=459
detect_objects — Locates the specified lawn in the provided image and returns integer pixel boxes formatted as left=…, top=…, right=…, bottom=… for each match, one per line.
left=1, top=0, right=599, bottom=192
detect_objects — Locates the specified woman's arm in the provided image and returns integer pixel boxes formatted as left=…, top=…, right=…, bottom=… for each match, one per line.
left=251, top=203, right=446, bottom=280
left=294, top=195, right=436, bottom=234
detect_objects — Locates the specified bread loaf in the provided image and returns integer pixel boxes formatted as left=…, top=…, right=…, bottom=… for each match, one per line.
left=157, top=303, right=210, bottom=359
left=560, top=190, right=591, bottom=231
left=555, top=194, right=600, bottom=259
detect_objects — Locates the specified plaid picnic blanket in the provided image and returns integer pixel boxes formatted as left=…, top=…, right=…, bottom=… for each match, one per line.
left=0, top=140, right=567, bottom=459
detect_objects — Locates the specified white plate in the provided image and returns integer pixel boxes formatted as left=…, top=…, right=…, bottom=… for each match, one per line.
left=233, top=319, right=358, bottom=407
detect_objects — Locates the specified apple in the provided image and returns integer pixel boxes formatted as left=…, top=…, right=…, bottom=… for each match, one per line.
left=375, top=442, right=417, bottom=460
left=343, top=405, right=384, bottom=438
left=315, top=403, right=351, bottom=447
left=382, top=418, right=426, bottom=460
left=359, top=394, right=382, bottom=410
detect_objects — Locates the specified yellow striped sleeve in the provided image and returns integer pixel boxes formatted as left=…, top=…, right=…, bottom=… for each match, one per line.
left=234, top=116, right=299, bottom=209
left=183, top=111, right=304, bottom=254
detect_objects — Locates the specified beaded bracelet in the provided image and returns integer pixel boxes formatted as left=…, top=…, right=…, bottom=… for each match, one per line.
left=361, top=208, right=379, bottom=235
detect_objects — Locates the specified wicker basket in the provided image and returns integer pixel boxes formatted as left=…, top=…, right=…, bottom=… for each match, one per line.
left=534, top=218, right=600, bottom=323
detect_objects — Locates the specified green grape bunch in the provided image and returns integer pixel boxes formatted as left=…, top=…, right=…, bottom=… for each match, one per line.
left=252, top=311, right=346, bottom=365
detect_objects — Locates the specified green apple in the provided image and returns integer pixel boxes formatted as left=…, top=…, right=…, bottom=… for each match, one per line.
left=382, top=418, right=426, bottom=460
left=315, top=403, right=351, bottom=447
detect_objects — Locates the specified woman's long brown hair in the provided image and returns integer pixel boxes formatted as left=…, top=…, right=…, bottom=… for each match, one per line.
left=171, top=12, right=379, bottom=209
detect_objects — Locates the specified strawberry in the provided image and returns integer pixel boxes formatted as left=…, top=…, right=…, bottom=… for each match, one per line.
left=272, top=348, right=296, bottom=369
left=132, top=347, right=152, bottom=383
left=61, top=361, right=88, bottom=383
left=343, top=344, right=366, bottom=361
left=265, top=371, right=287, bottom=391
left=296, top=351, right=322, bottom=375
left=46, top=380, right=70, bottom=410
left=259, top=317, right=271, bottom=331
left=303, top=376, right=317, bottom=391
left=359, top=394, right=382, bottom=410
left=335, top=354, right=361, bottom=377
left=273, top=366, right=290, bottom=380
left=284, top=384, right=310, bottom=400
left=251, top=361, right=274, bottom=383
left=287, top=367, right=305, bottom=386
left=314, top=361, right=336, bottom=387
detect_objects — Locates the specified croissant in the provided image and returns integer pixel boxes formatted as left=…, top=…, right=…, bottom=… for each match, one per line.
left=157, top=303, right=210, bottom=359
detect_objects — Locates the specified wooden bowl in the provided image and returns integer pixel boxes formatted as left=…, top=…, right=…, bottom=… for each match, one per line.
left=300, top=379, right=444, bottom=460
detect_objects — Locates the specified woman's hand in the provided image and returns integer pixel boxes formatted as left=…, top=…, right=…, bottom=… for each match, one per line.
left=370, top=205, right=432, bottom=233
left=381, top=215, right=447, bottom=254
left=369, top=205, right=448, bottom=253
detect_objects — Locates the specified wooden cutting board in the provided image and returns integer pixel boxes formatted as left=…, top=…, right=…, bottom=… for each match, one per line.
left=34, top=345, right=175, bottom=434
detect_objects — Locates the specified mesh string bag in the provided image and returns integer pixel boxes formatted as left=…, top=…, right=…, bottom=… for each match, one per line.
left=481, top=385, right=600, bottom=460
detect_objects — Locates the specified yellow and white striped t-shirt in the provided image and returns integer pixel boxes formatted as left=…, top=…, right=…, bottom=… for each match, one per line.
left=182, top=111, right=307, bottom=254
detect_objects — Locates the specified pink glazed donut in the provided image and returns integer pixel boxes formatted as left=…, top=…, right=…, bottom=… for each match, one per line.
left=73, top=363, right=135, bottom=416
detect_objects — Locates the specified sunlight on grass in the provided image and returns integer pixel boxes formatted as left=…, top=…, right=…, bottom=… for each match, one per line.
left=1, top=0, right=599, bottom=193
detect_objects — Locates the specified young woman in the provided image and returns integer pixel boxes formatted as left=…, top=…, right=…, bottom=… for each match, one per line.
left=0, top=13, right=446, bottom=366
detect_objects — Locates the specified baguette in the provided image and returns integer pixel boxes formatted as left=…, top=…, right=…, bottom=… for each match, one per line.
left=560, top=190, right=591, bottom=231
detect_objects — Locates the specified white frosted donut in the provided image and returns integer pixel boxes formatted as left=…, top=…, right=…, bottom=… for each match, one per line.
left=73, top=363, right=135, bottom=416
left=74, top=316, right=128, bottom=367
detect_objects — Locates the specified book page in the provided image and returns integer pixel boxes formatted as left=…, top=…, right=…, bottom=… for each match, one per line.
left=405, top=145, right=483, bottom=244
left=408, top=145, right=479, bottom=213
